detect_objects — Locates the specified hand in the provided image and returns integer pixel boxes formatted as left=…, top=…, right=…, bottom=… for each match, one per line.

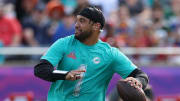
left=122, top=77, right=142, bottom=90
left=65, top=69, right=86, bottom=80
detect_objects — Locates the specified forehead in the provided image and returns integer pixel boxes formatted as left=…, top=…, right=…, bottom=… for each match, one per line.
left=76, top=15, right=90, bottom=21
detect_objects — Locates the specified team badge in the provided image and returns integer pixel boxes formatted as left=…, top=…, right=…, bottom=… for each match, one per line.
left=93, top=57, right=100, bottom=64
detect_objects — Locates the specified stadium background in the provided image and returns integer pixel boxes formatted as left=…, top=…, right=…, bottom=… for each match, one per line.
left=0, top=0, right=180, bottom=101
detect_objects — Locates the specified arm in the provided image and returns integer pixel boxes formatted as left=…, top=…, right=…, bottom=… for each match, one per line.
left=34, top=36, right=85, bottom=82
left=34, top=59, right=68, bottom=82
left=34, top=59, right=86, bottom=82
left=111, top=47, right=149, bottom=89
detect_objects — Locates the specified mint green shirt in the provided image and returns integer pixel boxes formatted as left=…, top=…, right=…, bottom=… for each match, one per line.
left=41, top=35, right=137, bottom=101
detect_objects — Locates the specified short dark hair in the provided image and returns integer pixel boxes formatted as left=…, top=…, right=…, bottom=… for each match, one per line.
left=78, top=6, right=105, bottom=29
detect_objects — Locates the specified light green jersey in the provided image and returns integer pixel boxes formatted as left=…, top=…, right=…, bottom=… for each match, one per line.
left=41, top=35, right=137, bottom=101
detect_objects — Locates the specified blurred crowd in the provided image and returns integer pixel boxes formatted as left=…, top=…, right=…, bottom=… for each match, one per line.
left=1, top=0, right=180, bottom=65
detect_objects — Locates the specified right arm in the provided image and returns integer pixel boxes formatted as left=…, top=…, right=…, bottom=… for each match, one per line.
left=34, top=36, right=85, bottom=82
left=34, top=59, right=86, bottom=82
left=34, top=59, right=68, bottom=82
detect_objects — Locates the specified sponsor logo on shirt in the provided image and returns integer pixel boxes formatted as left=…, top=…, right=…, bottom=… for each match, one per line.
left=93, top=57, right=100, bottom=64
left=67, top=52, right=76, bottom=59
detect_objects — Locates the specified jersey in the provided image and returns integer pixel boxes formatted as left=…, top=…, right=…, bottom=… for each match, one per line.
left=41, top=35, right=137, bottom=101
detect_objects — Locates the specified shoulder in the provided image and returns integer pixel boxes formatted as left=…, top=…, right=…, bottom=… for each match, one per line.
left=98, top=40, right=112, bottom=49
left=97, top=40, right=117, bottom=57
left=45, top=35, right=75, bottom=54
left=97, top=40, right=124, bottom=56
left=111, top=47, right=121, bottom=53
left=50, top=35, right=75, bottom=49
left=56, top=35, right=75, bottom=44
left=97, top=40, right=112, bottom=51
left=110, top=47, right=125, bottom=57
left=109, top=46, right=128, bottom=62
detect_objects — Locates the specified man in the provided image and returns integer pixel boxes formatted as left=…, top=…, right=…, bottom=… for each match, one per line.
left=34, top=6, right=149, bottom=101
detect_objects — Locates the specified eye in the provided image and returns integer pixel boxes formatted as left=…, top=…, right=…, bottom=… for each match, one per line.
left=79, top=18, right=85, bottom=23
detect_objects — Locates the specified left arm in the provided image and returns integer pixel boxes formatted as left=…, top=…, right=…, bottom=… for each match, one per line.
left=125, top=68, right=149, bottom=90
left=111, top=47, right=149, bottom=90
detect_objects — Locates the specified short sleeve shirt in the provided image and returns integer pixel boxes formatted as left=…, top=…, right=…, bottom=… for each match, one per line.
left=41, top=35, right=137, bottom=101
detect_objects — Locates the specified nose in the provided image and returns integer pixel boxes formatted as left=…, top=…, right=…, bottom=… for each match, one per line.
left=75, top=21, right=79, bottom=29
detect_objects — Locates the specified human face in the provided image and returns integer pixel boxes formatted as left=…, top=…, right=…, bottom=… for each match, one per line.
left=75, top=15, right=93, bottom=42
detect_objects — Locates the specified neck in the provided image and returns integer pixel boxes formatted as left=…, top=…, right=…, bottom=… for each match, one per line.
left=83, top=32, right=99, bottom=46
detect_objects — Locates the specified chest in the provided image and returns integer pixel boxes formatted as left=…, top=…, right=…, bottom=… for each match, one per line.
left=58, top=45, right=112, bottom=74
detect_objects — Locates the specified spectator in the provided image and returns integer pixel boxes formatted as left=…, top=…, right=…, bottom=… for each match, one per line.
left=46, top=0, right=65, bottom=41
left=100, top=23, right=118, bottom=47
left=119, top=0, right=144, bottom=17
left=113, top=5, right=136, bottom=47
left=61, top=0, right=77, bottom=14
left=1, top=0, right=180, bottom=65
left=168, top=0, right=180, bottom=47
left=52, top=12, right=75, bottom=42
left=0, top=2, right=22, bottom=47
left=88, top=0, right=119, bottom=17
left=22, top=3, right=52, bottom=46
left=0, top=1, right=22, bottom=63
left=165, top=0, right=180, bottom=65
left=15, top=0, right=38, bottom=23
left=73, top=0, right=90, bottom=15
left=151, top=2, right=168, bottom=47
left=128, top=23, right=156, bottom=65
left=129, top=23, right=155, bottom=47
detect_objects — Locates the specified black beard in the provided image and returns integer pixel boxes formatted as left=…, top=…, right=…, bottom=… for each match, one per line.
left=75, top=30, right=92, bottom=42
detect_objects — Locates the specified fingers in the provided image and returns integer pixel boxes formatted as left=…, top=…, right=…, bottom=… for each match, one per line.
left=68, top=73, right=80, bottom=80
left=123, top=77, right=142, bottom=89
left=69, top=73, right=80, bottom=80
left=65, top=70, right=85, bottom=80
left=73, top=69, right=86, bottom=73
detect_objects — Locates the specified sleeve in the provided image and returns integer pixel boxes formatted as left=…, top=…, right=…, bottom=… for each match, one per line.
left=41, top=38, right=68, bottom=67
left=34, top=59, right=68, bottom=82
left=111, top=47, right=137, bottom=79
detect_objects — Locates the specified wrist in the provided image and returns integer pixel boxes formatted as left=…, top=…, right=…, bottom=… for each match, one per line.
left=52, top=70, right=69, bottom=80
left=53, top=70, right=68, bottom=74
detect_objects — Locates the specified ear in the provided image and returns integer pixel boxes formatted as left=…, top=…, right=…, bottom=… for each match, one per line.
left=93, top=23, right=101, bottom=31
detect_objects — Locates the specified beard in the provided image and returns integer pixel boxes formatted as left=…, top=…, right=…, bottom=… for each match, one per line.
left=75, top=29, right=93, bottom=42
